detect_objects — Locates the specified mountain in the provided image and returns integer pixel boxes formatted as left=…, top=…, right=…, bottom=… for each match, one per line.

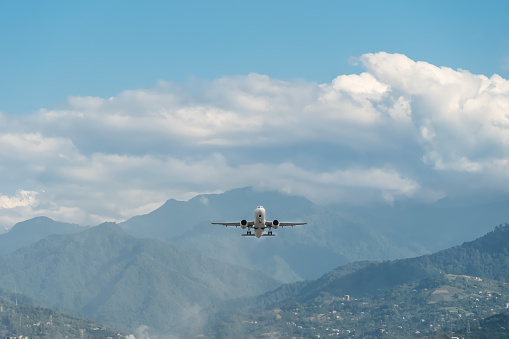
left=204, top=223, right=509, bottom=338
left=0, top=216, right=84, bottom=255
left=120, top=186, right=314, bottom=240
left=0, top=223, right=280, bottom=336
left=351, top=191, right=509, bottom=252
left=256, top=222, right=509, bottom=304
left=116, top=187, right=509, bottom=283
left=119, top=187, right=430, bottom=282
left=4, top=187, right=507, bottom=283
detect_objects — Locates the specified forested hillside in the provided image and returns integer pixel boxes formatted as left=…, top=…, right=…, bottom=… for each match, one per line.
left=0, top=286, right=124, bottom=338
left=0, top=223, right=279, bottom=336
left=205, top=224, right=509, bottom=338
left=288, top=223, right=509, bottom=301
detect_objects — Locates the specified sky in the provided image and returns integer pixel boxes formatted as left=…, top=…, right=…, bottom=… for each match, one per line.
left=0, top=1, right=508, bottom=229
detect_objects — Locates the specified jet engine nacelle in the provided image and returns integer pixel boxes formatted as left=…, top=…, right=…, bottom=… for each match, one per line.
left=271, top=219, right=279, bottom=229
left=240, top=219, right=248, bottom=229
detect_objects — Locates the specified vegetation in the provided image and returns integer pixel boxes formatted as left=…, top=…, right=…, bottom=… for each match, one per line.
left=205, top=273, right=509, bottom=338
left=0, top=223, right=280, bottom=335
left=448, top=312, right=509, bottom=339
left=0, top=288, right=124, bottom=339
left=204, top=224, right=509, bottom=338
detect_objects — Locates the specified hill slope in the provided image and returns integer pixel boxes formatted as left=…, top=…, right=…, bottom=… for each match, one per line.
left=0, top=223, right=280, bottom=336
left=0, top=286, right=125, bottom=338
left=255, top=223, right=509, bottom=305
left=209, top=273, right=509, bottom=338
left=448, top=312, right=509, bottom=339
left=206, top=223, right=509, bottom=338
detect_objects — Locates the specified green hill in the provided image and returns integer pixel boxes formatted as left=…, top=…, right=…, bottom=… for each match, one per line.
left=447, top=312, right=509, bottom=339
left=0, top=223, right=280, bottom=336
left=205, top=223, right=509, bottom=338
left=209, top=272, right=509, bottom=338
left=278, top=222, right=509, bottom=302
left=0, top=286, right=124, bottom=339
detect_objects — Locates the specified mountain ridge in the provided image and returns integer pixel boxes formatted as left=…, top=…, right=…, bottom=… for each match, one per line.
left=120, top=187, right=431, bottom=281
left=0, top=216, right=85, bottom=255
left=0, top=222, right=280, bottom=336
left=206, top=223, right=509, bottom=338
left=3, top=187, right=509, bottom=284
left=257, top=222, right=509, bottom=305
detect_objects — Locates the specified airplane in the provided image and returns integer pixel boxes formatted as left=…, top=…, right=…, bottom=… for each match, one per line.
left=211, top=205, right=306, bottom=238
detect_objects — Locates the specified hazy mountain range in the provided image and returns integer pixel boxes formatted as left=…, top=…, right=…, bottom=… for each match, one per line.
left=4, top=187, right=509, bottom=283
left=119, top=187, right=509, bottom=282
left=0, top=223, right=279, bottom=336
left=0, top=187, right=508, bottom=337
left=206, top=223, right=509, bottom=338
left=256, top=222, right=509, bottom=305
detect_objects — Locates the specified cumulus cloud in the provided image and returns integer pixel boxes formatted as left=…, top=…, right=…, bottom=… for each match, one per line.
left=1, top=52, right=508, bottom=228
left=0, top=190, right=40, bottom=231
left=360, top=52, right=509, bottom=171
left=0, top=190, right=38, bottom=209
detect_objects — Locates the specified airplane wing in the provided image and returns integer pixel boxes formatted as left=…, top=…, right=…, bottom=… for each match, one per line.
left=264, top=222, right=307, bottom=227
left=279, top=222, right=307, bottom=227
left=211, top=222, right=255, bottom=227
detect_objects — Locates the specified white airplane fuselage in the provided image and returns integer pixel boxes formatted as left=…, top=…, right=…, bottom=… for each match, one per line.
left=253, top=206, right=266, bottom=238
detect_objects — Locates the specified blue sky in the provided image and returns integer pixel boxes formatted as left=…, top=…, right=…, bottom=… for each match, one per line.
left=0, top=1, right=509, bottom=228
left=2, top=1, right=508, bottom=114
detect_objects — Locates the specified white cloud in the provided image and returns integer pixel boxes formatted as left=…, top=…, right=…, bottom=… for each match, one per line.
left=360, top=52, right=509, bottom=173
left=0, top=190, right=38, bottom=209
left=1, top=52, right=509, bottom=228
left=0, top=133, right=75, bottom=159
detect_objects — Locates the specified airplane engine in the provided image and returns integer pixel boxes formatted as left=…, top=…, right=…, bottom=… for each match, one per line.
left=240, top=219, right=248, bottom=229
left=271, top=219, right=279, bottom=229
